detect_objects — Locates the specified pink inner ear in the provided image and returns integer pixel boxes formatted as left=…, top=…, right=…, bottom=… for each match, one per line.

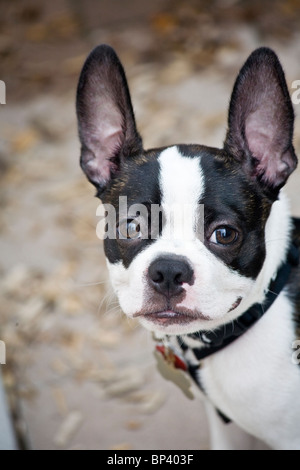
left=82, top=100, right=125, bottom=183
left=93, top=99, right=124, bottom=154
left=246, top=128, right=270, bottom=160
left=245, top=109, right=282, bottom=182
left=224, top=48, right=297, bottom=189
left=85, top=154, right=112, bottom=183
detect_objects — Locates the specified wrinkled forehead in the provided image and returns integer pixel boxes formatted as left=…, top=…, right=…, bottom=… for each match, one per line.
left=103, top=144, right=263, bottom=221
left=157, top=145, right=265, bottom=225
left=103, top=145, right=207, bottom=205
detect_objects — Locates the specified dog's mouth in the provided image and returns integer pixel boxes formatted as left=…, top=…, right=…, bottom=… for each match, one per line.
left=228, top=296, right=242, bottom=312
left=133, top=297, right=243, bottom=327
left=133, top=309, right=208, bottom=326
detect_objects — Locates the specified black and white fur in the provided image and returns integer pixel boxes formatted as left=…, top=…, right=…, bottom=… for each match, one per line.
left=76, top=45, right=300, bottom=450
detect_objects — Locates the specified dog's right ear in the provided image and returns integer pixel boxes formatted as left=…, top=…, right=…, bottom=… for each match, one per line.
left=224, top=47, right=297, bottom=196
left=76, top=45, right=143, bottom=195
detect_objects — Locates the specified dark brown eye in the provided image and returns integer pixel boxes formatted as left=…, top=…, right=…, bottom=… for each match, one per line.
left=117, top=219, right=141, bottom=240
left=210, top=227, right=238, bottom=245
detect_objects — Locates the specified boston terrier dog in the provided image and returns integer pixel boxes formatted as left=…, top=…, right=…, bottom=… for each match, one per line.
left=76, top=45, right=300, bottom=450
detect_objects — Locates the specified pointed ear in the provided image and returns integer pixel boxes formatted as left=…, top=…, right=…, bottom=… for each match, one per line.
left=76, top=45, right=143, bottom=194
left=224, top=47, right=297, bottom=194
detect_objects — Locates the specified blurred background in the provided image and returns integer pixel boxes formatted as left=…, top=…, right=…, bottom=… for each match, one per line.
left=1, top=0, right=300, bottom=450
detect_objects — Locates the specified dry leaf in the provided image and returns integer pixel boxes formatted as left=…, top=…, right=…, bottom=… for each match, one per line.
left=53, top=411, right=83, bottom=448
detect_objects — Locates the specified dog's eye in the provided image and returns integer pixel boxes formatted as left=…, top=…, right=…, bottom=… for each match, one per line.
left=210, top=227, right=238, bottom=245
left=117, top=219, right=142, bottom=240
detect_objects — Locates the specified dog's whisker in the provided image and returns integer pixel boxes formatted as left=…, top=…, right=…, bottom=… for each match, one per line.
left=100, top=298, right=120, bottom=315
left=265, top=238, right=289, bottom=244
left=75, top=279, right=108, bottom=288
left=265, top=288, right=280, bottom=297
left=96, top=290, right=118, bottom=316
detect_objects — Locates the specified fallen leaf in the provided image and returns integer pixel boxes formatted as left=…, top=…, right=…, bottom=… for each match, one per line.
left=53, top=411, right=83, bottom=448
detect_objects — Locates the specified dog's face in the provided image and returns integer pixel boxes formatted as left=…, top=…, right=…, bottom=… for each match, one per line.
left=76, top=46, right=297, bottom=336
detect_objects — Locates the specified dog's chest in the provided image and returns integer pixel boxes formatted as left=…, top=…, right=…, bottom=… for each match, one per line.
left=197, top=291, right=300, bottom=448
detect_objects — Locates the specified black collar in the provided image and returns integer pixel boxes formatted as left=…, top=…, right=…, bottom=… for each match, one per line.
left=178, top=243, right=299, bottom=362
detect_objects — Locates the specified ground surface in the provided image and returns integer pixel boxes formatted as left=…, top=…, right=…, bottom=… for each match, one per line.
left=1, top=0, right=300, bottom=450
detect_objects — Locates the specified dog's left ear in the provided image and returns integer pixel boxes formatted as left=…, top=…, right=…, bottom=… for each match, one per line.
left=76, top=45, right=143, bottom=195
left=224, top=47, right=297, bottom=195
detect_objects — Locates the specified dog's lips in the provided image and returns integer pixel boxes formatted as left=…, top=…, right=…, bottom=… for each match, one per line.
left=135, top=310, right=206, bottom=326
left=228, top=296, right=243, bottom=313
left=134, top=297, right=243, bottom=327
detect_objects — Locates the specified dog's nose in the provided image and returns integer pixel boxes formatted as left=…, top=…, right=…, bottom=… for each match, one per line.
left=148, top=256, right=194, bottom=297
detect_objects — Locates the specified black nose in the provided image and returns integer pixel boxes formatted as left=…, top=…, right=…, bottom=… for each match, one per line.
left=148, top=256, right=194, bottom=297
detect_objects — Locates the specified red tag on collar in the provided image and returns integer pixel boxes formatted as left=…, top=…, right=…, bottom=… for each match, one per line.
left=155, top=344, right=188, bottom=371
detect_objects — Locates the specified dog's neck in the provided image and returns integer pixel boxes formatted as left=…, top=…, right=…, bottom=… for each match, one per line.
left=246, top=191, right=292, bottom=309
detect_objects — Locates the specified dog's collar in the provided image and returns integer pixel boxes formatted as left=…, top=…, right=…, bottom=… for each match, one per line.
left=178, top=242, right=299, bottom=361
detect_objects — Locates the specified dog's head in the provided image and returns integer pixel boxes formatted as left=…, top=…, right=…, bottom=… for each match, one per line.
left=76, top=46, right=297, bottom=336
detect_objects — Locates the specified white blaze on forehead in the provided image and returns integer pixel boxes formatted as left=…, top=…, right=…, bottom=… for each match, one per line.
left=158, top=146, right=204, bottom=240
